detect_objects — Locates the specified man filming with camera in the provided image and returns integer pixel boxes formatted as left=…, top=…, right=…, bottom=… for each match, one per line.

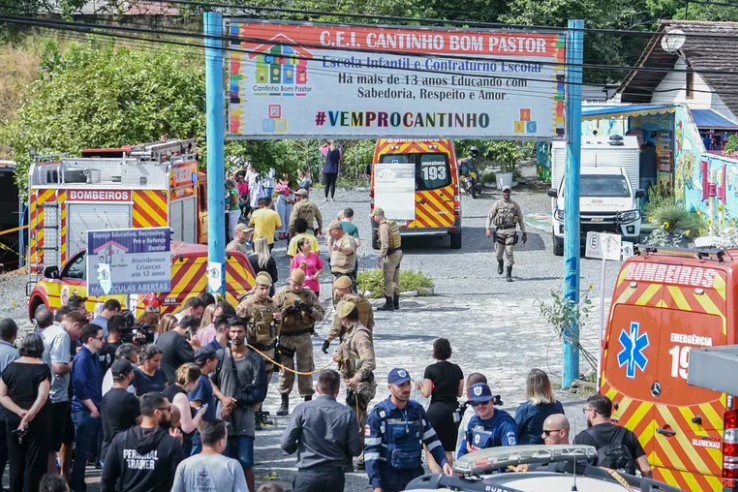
left=214, top=316, right=267, bottom=492
left=274, top=269, right=325, bottom=417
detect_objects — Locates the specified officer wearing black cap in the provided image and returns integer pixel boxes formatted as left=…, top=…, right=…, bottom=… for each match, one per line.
left=457, top=383, right=518, bottom=458
left=364, top=368, right=453, bottom=491
left=486, top=186, right=527, bottom=282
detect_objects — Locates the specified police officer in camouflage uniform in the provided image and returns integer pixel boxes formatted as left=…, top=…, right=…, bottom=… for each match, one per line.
left=273, top=269, right=325, bottom=416
left=333, top=301, right=376, bottom=467
left=364, top=368, right=453, bottom=492
left=371, top=207, right=403, bottom=311
left=485, top=185, right=527, bottom=282
left=236, top=272, right=282, bottom=427
left=322, top=275, right=374, bottom=354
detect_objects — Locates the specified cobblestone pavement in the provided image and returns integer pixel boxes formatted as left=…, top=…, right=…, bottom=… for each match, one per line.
left=0, top=184, right=627, bottom=491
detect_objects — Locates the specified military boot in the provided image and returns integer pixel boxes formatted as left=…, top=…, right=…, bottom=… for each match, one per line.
left=506, top=266, right=513, bottom=282
left=277, top=394, right=289, bottom=416
left=304, top=395, right=312, bottom=402
left=498, top=260, right=504, bottom=275
left=393, top=294, right=400, bottom=310
left=377, top=297, right=394, bottom=311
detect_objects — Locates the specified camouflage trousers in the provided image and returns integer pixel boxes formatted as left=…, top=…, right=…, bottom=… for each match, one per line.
left=345, top=375, right=377, bottom=446
left=253, top=345, right=275, bottom=414
left=278, top=333, right=315, bottom=397
left=382, top=250, right=403, bottom=296
left=495, top=229, right=517, bottom=266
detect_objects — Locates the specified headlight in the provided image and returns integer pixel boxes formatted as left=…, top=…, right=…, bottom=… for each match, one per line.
left=618, top=210, right=641, bottom=223
left=554, top=209, right=565, bottom=221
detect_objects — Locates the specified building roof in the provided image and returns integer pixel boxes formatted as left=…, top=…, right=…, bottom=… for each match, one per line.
left=619, top=21, right=738, bottom=117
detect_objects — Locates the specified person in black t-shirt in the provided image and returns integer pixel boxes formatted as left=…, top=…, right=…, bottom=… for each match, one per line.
left=102, top=392, right=185, bottom=492
left=101, top=360, right=141, bottom=462
left=416, top=338, right=464, bottom=472
left=132, top=345, right=167, bottom=396
left=154, top=316, right=196, bottom=386
left=573, top=394, right=652, bottom=477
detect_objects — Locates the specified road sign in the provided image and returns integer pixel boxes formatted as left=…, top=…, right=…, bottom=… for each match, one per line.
left=87, top=228, right=171, bottom=297
left=585, top=231, right=622, bottom=261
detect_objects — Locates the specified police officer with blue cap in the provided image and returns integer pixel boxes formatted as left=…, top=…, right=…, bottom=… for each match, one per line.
left=457, top=383, right=518, bottom=458
left=365, top=368, right=453, bottom=492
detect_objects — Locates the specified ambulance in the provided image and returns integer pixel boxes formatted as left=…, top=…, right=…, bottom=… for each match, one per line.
left=601, top=245, right=738, bottom=491
left=370, top=139, right=462, bottom=249
left=27, top=242, right=255, bottom=318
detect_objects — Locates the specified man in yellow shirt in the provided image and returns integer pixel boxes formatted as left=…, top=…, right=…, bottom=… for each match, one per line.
left=287, top=217, right=320, bottom=258
left=250, top=196, right=282, bottom=250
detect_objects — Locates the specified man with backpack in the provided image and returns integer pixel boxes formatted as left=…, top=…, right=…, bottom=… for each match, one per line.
left=573, top=394, right=652, bottom=477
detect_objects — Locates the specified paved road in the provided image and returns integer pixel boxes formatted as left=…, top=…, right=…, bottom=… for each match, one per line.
left=0, top=184, right=626, bottom=491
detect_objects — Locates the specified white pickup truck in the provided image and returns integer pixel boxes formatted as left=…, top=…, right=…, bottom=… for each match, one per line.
left=548, top=136, right=646, bottom=256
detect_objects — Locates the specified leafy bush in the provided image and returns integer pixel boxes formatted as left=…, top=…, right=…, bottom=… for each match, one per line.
left=648, top=204, right=705, bottom=236
left=357, top=269, right=434, bottom=298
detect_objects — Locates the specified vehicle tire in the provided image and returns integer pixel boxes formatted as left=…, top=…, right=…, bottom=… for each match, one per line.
left=28, top=296, right=46, bottom=320
left=450, top=230, right=462, bottom=249
left=553, top=233, right=564, bottom=256
left=471, top=186, right=478, bottom=199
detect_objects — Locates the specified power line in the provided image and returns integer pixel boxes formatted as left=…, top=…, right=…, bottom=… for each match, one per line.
left=8, top=13, right=738, bottom=99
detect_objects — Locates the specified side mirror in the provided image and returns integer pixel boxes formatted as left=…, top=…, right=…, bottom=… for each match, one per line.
left=43, top=266, right=60, bottom=279
left=547, top=188, right=558, bottom=198
left=635, top=189, right=646, bottom=199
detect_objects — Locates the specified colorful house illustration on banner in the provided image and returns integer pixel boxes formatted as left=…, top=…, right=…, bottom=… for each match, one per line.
left=250, top=34, right=311, bottom=95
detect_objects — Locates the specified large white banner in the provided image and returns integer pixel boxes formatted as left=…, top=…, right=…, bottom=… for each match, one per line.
left=226, top=22, right=567, bottom=140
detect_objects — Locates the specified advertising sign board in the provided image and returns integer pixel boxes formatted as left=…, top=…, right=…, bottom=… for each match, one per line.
left=373, top=163, right=416, bottom=221
left=87, top=228, right=171, bottom=296
left=227, top=22, right=566, bottom=139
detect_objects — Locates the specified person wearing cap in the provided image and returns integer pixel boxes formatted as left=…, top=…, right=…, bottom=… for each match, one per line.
left=100, top=360, right=141, bottom=463
left=273, top=269, right=325, bottom=416
left=250, top=196, right=282, bottom=250
left=457, top=383, right=518, bottom=458
left=226, top=223, right=253, bottom=255
left=188, top=346, right=219, bottom=454
left=365, top=368, right=453, bottom=490
left=486, top=185, right=527, bottom=282
left=328, top=220, right=357, bottom=292
left=289, top=188, right=324, bottom=237
left=236, top=272, right=282, bottom=428
left=290, top=235, right=325, bottom=296
left=322, top=275, right=374, bottom=354
left=371, top=207, right=403, bottom=311
left=333, top=301, right=375, bottom=469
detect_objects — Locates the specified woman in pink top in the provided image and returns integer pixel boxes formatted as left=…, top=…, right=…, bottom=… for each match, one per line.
left=291, top=237, right=324, bottom=295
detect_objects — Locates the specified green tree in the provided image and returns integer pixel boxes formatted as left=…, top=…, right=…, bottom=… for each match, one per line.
left=2, top=39, right=205, bottom=193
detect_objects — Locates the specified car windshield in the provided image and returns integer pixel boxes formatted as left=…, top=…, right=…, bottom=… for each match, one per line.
left=379, top=153, right=451, bottom=191
left=62, top=252, right=87, bottom=280
left=561, top=175, right=630, bottom=198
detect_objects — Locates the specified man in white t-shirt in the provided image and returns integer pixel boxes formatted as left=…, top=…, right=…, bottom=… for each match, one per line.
left=171, top=419, right=248, bottom=492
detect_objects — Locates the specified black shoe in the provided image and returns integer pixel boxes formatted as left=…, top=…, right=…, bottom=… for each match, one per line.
left=498, top=260, right=504, bottom=275
left=377, top=297, right=394, bottom=311
left=392, top=294, right=400, bottom=310
left=506, top=266, right=513, bottom=282
left=260, top=411, right=274, bottom=426
left=304, top=395, right=313, bottom=402
left=277, top=394, right=289, bottom=416
left=255, top=412, right=265, bottom=431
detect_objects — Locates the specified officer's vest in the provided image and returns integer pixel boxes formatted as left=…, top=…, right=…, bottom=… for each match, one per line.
left=344, top=294, right=373, bottom=330
left=280, top=290, right=314, bottom=332
left=493, top=200, right=519, bottom=228
left=340, top=325, right=372, bottom=379
left=386, top=221, right=401, bottom=249
left=246, top=300, right=276, bottom=345
left=376, top=400, right=424, bottom=471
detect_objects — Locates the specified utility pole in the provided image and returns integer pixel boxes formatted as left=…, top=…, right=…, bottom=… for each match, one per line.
left=563, top=19, right=584, bottom=389
left=204, top=12, right=226, bottom=298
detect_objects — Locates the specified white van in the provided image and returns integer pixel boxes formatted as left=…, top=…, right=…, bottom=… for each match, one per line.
left=548, top=136, right=645, bottom=256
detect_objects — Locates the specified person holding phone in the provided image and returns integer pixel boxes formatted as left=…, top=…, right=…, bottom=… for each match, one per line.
left=163, top=363, right=209, bottom=456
